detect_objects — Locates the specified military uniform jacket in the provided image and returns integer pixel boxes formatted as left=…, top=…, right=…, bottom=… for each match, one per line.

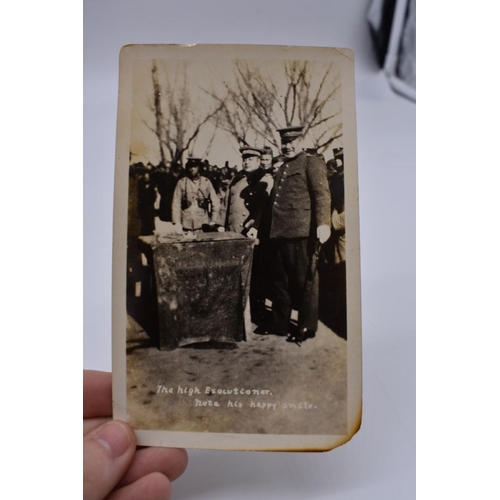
left=171, top=175, right=220, bottom=230
left=218, top=168, right=273, bottom=234
left=269, top=151, right=331, bottom=239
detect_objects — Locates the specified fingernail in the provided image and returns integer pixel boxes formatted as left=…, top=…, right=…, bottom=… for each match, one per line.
left=95, top=422, right=131, bottom=458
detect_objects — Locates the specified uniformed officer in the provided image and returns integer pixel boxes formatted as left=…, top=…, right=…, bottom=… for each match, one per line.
left=219, top=147, right=273, bottom=236
left=218, top=146, right=274, bottom=325
left=268, top=126, right=332, bottom=343
left=171, top=157, right=220, bottom=232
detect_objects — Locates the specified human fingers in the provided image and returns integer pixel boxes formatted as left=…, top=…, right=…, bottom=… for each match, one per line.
left=84, top=417, right=111, bottom=436
left=83, top=420, right=136, bottom=500
left=116, top=447, right=188, bottom=487
left=106, top=472, right=171, bottom=500
left=84, top=370, right=112, bottom=418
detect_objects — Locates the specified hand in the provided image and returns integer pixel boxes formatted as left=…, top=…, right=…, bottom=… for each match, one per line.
left=247, top=228, right=258, bottom=239
left=83, top=371, right=188, bottom=500
left=316, top=224, right=331, bottom=244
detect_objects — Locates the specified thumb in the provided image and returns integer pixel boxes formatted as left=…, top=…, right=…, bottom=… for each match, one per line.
left=83, top=420, right=136, bottom=500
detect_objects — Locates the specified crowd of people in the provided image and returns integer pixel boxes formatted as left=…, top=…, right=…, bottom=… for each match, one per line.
left=128, top=126, right=346, bottom=343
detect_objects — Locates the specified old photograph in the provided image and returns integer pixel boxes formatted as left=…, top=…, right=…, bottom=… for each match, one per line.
left=112, top=45, right=361, bottom=451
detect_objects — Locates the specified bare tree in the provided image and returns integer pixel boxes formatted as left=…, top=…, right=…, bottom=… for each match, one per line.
left=207, top=61, right=342, bottom=153
left=150, top=61, right=169, bottom=168
left=144, top=60, right=223, bottom=170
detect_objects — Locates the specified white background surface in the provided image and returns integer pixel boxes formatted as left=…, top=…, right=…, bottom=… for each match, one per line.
left=84, top=1, right=415, bottom=498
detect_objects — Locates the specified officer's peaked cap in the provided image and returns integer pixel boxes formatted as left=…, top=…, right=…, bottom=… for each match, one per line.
left=239, top=147, right=262, bottom=157
left=277, top=126, right=304, bottom=140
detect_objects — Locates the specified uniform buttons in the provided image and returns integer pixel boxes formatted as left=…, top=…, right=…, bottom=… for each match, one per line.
left=242, top=212, right=247, bottom=216
left=275, top=202, right=279, bottom=206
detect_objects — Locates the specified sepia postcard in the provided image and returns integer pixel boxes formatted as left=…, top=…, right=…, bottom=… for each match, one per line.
left=112, top=44, right=362, bottom=451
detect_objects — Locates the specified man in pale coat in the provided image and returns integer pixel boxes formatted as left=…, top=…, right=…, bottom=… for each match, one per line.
left=171, top=158, right=220, bottom=232
left=218, top=147, right=274, bottom=325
